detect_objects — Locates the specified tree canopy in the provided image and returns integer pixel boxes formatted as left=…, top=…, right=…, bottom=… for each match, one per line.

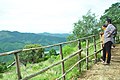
left=19, top=44, right=44, bottom=66
left=72, top=10, right=99, bottom=39
left=100, top=2, right=120, bottom=32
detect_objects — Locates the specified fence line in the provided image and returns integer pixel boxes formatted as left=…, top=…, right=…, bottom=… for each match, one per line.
left=22, top=35, right=99, bottom=80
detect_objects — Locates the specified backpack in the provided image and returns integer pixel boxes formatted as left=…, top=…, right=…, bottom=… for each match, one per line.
left=112, top=25, right=117, bottom=36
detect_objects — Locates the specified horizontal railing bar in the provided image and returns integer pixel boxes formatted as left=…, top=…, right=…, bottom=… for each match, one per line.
left=0, top=49, right=22, bottom=56
left=22, top=49, right=83, bottom=80
left=7, top=61, right=16, bottom=68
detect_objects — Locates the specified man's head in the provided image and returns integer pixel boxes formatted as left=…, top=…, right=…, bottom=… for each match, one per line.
left=106, top=18, right=112, bottom=25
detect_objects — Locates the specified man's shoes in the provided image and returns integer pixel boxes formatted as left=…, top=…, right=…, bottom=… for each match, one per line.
left=103, top=62, right=110, bottom=65
left=102, top=61, right=105, bottom=64
left=112, top=45, right=115, bottom=48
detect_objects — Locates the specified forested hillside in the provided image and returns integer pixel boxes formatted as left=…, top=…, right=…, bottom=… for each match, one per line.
left=0, top=31, right=69, bottom=52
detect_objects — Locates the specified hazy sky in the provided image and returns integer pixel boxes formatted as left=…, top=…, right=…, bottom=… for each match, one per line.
left=0, top=0, right=119, bottom=33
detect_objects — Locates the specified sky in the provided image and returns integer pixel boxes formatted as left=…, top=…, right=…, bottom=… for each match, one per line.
left=0, top=0, right=119, bottom=33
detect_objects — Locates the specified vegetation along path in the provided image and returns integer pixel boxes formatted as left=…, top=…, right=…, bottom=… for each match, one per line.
left=78, top=44, right=120, bottom=80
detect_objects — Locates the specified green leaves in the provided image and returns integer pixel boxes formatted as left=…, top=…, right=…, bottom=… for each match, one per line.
left=73, top=10, right=99, bottom=38
left=0, top=62, right=7, bottom=73
left=19, top=44, right=44, bottom=66
left=100, top=2, right=120, bottom=31
left=49, top=48, right=57, bottom=56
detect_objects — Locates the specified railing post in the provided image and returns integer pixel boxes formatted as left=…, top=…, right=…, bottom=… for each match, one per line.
left=86, top=39, right=89, bottom=70
left=59, top=44, right=65, bottom=80
left=14, top=53, right=22, bottom=80
left=93, top=35, right=97, bottom=63
left=78, top=40, right=81, bottom=73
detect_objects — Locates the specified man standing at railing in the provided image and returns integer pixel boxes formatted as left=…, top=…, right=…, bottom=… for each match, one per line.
left=102, top=18, right=116, bottom=65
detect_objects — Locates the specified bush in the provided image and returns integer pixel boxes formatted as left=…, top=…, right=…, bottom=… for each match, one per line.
left=19, top=44, right=44, bottom=66
left=0, top=62, right=7, bottom=73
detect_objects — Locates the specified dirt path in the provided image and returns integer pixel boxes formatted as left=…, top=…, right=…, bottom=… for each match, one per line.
left=77, top=44, right=120, bottom=80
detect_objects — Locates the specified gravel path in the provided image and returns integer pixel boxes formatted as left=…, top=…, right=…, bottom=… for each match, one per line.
left=77, top=44, right=120, bottom=80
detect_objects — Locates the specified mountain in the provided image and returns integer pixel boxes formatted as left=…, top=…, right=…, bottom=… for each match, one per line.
left=0, top=30, right=69, bottom=52
left=39, top=32, right=70, bottom=38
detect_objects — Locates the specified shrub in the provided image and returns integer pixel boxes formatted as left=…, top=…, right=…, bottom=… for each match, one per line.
left=19, top=44, right=44, bottom=66
left=0, top=62, right=7, bottom=73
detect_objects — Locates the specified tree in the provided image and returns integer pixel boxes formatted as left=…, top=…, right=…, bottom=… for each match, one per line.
left=19, top=44, right=44, bottom=66
left=49, top=48, right=57, bottom=56
left=100, top=2, right=120, bottom=32
left=67, top=34, right=76, bottom=41
left=73, top=10, right=99, bottom=39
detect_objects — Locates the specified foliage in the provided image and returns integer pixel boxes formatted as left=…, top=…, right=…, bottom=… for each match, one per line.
left=48, top=55, right=57, bottom=64
left=100, top=2, right=120, bottom=32
left=67, top=34, right=76, bottom=41
left=0, top=62, right=7, bottom=73
left=49, top=48, right=57, bottom=56
left=63, top=45, right=75, bottom=56
left=72, top=10, right=99, bottom=39
left=19, top=44, right=44, bottom=66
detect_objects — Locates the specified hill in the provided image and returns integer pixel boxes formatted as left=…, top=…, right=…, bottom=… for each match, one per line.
left=0, top=30, right=69, bottom=52
left=39, top=32, right=70, bottom=38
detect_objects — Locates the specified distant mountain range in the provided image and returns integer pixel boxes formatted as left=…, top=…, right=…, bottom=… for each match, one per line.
left=0, top=30, right=70, bottom=52
left=39, top=32, right=70, bottom=38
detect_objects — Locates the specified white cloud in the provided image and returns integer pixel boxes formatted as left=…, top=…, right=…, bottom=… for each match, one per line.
left=0, top=0, right=119, bottom=33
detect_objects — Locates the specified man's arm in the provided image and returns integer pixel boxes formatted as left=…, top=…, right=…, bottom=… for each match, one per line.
left=109, top=24, right=116, bottom=34
left=107, top=24, right=116, bottom=37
